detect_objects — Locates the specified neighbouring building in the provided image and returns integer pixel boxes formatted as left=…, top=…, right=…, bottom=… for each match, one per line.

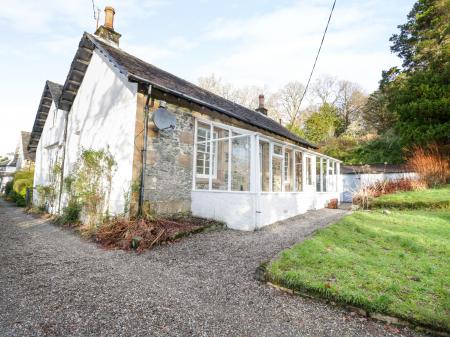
left=0, top=156, right=17, bottom=193
left=29, top=7, right=342, bottom=230
left=15, top=131, right=34, bottom=171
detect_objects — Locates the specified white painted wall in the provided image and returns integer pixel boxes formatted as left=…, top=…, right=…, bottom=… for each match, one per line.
left=192, top=190, right=341, bottom=231
left=62, top=50, right=138, bottom=215
left=342, top=172, right=418, bottom=202
left=191, top=191, right=256, bottom=231
left=33, top=100, right=66, bottom=212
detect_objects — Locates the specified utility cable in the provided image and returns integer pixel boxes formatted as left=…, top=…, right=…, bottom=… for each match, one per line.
left=298, top=0, right=337, bottom=109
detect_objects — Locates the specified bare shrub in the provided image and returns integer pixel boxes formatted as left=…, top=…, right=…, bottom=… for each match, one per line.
left=352, top=178, right=425, bottom=209
left=407, top=144, right=449, bottom=187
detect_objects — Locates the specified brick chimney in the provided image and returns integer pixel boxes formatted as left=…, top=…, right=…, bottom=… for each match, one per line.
left=94, top=6, right=121, bottom=46
left=255, top=94, right=268, bottom=115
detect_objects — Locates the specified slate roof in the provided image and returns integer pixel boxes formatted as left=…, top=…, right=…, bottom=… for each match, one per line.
left=86, top=34, right=316, bottom=149
left=28, top=81, right=64, bottom=153
left=20, top=131, right=34, bottom=161
left=341, top=164, right=412, bottom=174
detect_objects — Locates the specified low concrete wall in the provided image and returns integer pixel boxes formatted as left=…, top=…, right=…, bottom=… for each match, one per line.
left=192, top=190, right=340, bottom=231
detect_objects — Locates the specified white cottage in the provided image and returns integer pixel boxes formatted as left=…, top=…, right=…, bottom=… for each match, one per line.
left=29, top=7, right=342, bottom=230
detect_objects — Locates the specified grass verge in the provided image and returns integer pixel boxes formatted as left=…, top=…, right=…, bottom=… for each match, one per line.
left=371, top=184, right=450, bottom=209
left=267, top=210, right=450, bottom=331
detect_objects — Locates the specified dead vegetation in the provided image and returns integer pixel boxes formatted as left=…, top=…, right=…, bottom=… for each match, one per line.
left=93, top=215, right=222, bottom=252
left=352, top=178, right=426, bottom=209
left=407, top=144, right=449, bottom=187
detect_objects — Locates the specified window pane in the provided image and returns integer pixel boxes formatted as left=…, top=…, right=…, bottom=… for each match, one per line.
left=195, top=122, right=212, bottom=181
left=260, top=141, right=270, bottom=192
left=272, top=156, right=282, bottom=192
left=273, top=144, right=282, bottom=155
left=231, top=135, right=250, bottom=191
left=328, top=160, right=333, bottom=192
left=284, top=149, right=293, bottom=192
left=213, top=126, right=229, bottom=140
left=306, top=157, right=312, bottom=185
left=333, top=162, right=338, bottom=192
left=212, top=138, right=229, bottom=190
left=316, top=157, right=322, bottom=192
left=323, top=160, right=329, bottom=192
left=295, top=151, right=303, bottom=192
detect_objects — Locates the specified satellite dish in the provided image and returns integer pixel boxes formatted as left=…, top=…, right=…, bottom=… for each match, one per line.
left=153, top=106, right=176, bottom=130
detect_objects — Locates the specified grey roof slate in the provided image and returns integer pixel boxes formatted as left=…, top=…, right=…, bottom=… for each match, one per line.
left=86, top=34, right=316, bottom=149
left=28, top=81, right=63, bottom=153
left=20, top=131, right=33, bottom=161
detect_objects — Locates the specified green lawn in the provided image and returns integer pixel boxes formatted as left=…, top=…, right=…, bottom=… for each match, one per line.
left=268, top=209, right=450, bottom=331
left=372, top=184, right=450, bottom=209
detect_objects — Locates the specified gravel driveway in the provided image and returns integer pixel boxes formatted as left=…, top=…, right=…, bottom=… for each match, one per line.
left=0, top=200, right=424, bottom=337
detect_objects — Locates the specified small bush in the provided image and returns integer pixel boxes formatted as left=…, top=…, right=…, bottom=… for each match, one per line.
left=4, top=181, right=13, bottom=196
left=59, top=200, right=82, bottom=225
left=407, top=144, right=449, bottom=187
left=4, top=170, right=34, bottom=206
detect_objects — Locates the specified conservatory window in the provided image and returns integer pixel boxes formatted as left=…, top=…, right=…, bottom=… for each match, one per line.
left=259, top=141, right=270, bottom=192
left=272, top=144, right=283, bottom=192
left=195, top=122, right=215, bottom=190
left=295, top=151, right=303, bottom=192
left=212, top=127, right=229, bottom=191
left=316, top=157, right=322, bottom=192
left=284, top=148, right=293, bottom=192
left=323, top=159, right=328, bottom=192
left=196, top=122, right=214, bottom=178
left=231, top=132, right=250, bottom=191
left=305, top=156, right=313, bottom=185
left=328, top=160, right=334, bottom=192
left=333, top=161, right=338, bottom=192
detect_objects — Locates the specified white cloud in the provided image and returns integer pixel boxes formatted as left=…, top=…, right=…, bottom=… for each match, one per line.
left=195, top=1, right=398, bottom=92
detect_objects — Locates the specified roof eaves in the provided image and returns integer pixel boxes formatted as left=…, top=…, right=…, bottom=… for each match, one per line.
left=127, top=73, right=317, bottom=149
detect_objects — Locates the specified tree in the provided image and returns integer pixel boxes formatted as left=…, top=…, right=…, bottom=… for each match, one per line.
left=272, top=81, right=306, bottom=128
left=362, top=90, right=397, bottom=134
left=197, top=74, right=269, bottom=111
left=335, top=80, right=367, bottom=133
left=390, top=0, right=449, bottom=71
left=383, top=0, right=450, bottom=145
left=304, top=104, right=343, bottom=144
left=311, top=75, right=340, bottom=105
left=387, top=61, right=450, bottom=145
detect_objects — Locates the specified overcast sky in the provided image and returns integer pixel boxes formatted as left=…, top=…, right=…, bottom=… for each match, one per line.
left=0, top=0, right=414, bottom=155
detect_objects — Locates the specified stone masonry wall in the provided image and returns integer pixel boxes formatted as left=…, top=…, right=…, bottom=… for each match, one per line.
left=143, top=102, right=194, bottom=214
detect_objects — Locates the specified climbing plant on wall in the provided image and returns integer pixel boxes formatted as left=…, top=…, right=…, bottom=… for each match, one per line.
left=36, top=161, right=62, bottom=212
left=64, top=148, right=116, bottom=229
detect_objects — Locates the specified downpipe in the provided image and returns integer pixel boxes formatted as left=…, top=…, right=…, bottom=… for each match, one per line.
left=137, top=85, right=152, bottom=217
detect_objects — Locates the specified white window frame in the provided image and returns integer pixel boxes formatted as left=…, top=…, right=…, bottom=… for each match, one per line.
left=195, top=123, right=218, bottom=179
left=192, top=117, right=341, bottom=194
left=194, top=118, right=254, bottom=192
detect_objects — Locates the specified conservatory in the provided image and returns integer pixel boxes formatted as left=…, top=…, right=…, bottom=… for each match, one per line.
left=191, top=118, right=342, bottom=230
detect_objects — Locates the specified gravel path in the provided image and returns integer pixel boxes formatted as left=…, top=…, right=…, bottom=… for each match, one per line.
left=0, top=199, right=425, bottom=337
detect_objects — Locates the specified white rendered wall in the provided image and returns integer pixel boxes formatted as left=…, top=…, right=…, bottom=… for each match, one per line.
left=62, top=50, right=137, bottom=215
left=191, top=191, right=256, bottom=231
left=192, top=190, right=341, bottom=231
left=33, top=100, right=66, bottom=212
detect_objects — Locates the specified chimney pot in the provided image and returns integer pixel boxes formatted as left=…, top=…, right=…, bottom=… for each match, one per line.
left=94, top=6, right=121, bottom=46
left=256, top=94, right=268, bottom=115
left=258, top=94, right=265, bottom=108
left=104, top=6, right=115, bottom=29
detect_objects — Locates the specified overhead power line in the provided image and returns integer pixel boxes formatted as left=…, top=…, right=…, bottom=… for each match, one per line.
left=298, top=0, right=337, bottom=109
